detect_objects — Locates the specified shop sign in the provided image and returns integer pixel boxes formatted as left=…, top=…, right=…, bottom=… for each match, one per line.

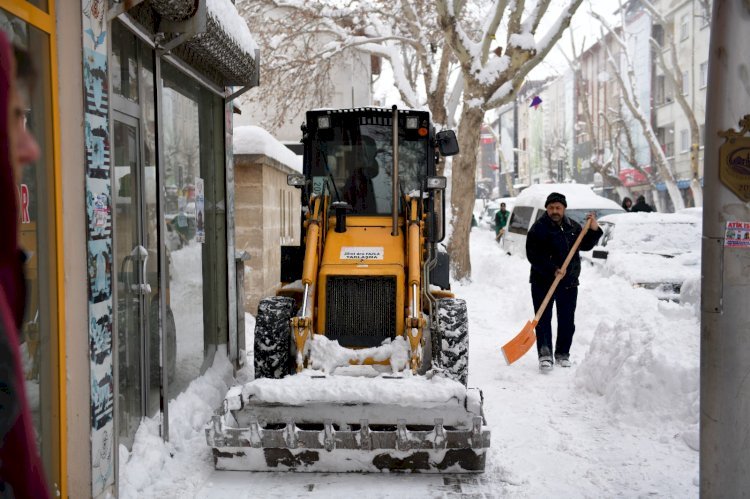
left=724, top=221, right=750, bottom=248
left=719, top=115, right=750, bottom=201
left=196, top=177, right=205, bottom=243
left=618, top=167, right=652, bottom=187
left=340, top=246, right=384, bottom=260
left=17, top=184, right=30, bottom=223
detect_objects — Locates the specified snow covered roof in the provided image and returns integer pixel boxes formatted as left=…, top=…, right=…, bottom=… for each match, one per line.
left=514, top=183, right=624, bottom=211
left=136, top=0, right=259, bottom=87
left=234, top=125, right=302, bottom=173
left=206, top=0, right=258, bottom=56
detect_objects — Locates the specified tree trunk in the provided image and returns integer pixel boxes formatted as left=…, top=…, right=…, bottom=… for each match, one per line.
left=447, top=104, right=483, bottom=281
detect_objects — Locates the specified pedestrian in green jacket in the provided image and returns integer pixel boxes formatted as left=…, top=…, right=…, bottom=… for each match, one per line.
left=494, top=203, right=509, bottom=240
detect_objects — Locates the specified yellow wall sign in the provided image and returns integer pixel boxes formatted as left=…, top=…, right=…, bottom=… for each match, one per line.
left=719, top=115, right=750, bottom=201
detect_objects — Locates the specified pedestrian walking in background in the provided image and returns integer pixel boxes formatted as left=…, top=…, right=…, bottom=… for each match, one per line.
left=0, top=31, right=50, bottom=499
left=621, top=197, right=633, bottom=212
left=630, top=195, right=655, bottom=212
left=494, top=202, right=509, bottom=241
left=525, top=192, right=603, bottom=371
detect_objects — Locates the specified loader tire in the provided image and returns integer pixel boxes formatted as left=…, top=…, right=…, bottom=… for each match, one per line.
left=254, top=296, right=296, bottom=380
left=436, top=298, right=469, bottom=386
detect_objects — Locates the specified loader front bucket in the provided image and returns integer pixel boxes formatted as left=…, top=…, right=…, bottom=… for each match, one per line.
left=205, top=373, right=491, bottom=472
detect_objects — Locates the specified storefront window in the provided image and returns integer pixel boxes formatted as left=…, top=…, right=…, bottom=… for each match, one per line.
left=0, top=6, right=57, bottom=487
left=162, top=63, right=226, bottom=402
left=111, top=21, right=139, bottom=103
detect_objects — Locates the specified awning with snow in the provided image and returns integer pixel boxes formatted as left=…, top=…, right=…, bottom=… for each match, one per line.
left=128, top=0, right=259, bottom=88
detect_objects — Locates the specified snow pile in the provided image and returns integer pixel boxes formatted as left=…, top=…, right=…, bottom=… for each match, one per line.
left=118, top=352, right=234, bottom=498
left=241, top=369, right=467, bottom=408
left=680, top=276, right=701, bottom=313
left=308, top=334, right=410, bottom=373
left=233, top=125, right=302, bottom=173
left=575, top=310, right=699, bottom=429
left=597, top=213, right=701, bottom=253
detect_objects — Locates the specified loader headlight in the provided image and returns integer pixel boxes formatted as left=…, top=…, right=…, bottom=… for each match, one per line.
left=406, top=116, right=419, bottom=129
left=287, top=174, right=306, bottom=187
left=317, top=115, right=331, bottom=129
left=426, top=176, right=447, bottom=190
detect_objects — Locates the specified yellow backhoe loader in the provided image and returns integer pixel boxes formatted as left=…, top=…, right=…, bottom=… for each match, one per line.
left=206, top=106, right=490, bottom=472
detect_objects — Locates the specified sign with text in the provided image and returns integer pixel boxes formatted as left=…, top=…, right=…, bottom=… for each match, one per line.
left=340, top=246, right=384, bottom=260
left=719, top=115, right=750, bottom=201
left=725, top=221, right=750, bottom=248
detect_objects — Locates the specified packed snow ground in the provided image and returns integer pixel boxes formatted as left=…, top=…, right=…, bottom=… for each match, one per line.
left=119, top=228, right=699, bottom=498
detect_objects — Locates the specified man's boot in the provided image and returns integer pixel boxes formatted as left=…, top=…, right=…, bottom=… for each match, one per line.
left=539, top=346, right=553, bottom=373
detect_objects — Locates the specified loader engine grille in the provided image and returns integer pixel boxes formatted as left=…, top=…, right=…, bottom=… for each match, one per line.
left=325, top=276, right=397, bottom=347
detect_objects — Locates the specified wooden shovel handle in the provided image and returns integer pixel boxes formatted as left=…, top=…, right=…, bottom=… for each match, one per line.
left=533, top=217, right=593, bottom=322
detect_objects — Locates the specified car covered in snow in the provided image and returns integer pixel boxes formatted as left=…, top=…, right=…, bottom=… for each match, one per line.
left=587, top=212, right=702, bottom=301
left=503, top=183, right=624, bottom=256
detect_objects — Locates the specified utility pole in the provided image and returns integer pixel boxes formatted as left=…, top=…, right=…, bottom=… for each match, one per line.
left=701, top=1, right=750, bottom=496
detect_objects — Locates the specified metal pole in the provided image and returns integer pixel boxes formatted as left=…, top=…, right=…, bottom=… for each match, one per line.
left=701, top=1, right=750, bottom=496
left=154, top=50, right=170, bottom=442
left=391, top=105, right=399, bottom=236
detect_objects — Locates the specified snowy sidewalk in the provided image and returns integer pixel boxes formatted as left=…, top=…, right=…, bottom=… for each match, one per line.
left=122, top=228, right=699, bottom=498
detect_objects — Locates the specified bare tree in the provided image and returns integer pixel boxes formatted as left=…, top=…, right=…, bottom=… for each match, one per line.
left=436, top=0, right=584, bottom=279
left=236, top=0, right=453, bottom=130
left=593, top=11, right=686, bottom=211
left=643, top=0, right=704, bottom=206
left=238, top=0, right=582, bottom=280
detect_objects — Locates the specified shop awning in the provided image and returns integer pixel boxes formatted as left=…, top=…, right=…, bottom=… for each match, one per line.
left=130, top=0, right=259, bottom=88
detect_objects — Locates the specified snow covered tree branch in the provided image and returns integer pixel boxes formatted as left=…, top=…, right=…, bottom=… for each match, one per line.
left=436, top=0, right=583, bottom=280
left=236, top=0, right=452, bottom=130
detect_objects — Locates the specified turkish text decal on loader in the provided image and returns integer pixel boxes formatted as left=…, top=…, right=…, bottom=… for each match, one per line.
left=206, top=107, right=491, bottom=472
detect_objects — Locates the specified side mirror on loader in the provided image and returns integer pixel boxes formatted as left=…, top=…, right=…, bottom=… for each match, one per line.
left=436, top=130, right=459, bottom=156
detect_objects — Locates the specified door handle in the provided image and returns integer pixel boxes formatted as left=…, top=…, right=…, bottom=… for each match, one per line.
left=130, top=245, right=151, bottom=295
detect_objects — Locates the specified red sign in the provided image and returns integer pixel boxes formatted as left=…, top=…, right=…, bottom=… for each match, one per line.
left=618, top=167, right=651, bottom=187
left=19, top=184, right=30, bottom=223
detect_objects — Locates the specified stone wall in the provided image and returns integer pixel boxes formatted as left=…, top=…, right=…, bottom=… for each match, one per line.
left=235, top=154, right=301, bottom=314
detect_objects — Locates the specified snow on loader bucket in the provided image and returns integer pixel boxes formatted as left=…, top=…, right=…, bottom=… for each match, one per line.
left=205, top=369, right=490, bottom=472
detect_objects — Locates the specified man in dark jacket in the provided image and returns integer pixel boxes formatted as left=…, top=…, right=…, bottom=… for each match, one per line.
left=526, top=192, right=603, bottom=371
left=630, top=195, right=655, bottom=212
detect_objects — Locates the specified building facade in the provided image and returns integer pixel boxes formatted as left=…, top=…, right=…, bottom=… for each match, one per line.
left=0, top=1, right=258, bottom=497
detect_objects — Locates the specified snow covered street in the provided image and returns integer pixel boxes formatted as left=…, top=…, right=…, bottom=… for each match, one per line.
left=120, top=228, right=699, bottom=498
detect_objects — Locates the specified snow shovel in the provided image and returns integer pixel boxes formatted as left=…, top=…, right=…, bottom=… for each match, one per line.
left=501, top=217, right=592, bottom=365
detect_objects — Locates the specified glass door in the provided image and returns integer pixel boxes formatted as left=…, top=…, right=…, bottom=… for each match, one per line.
left=113, top=113, right=146, bottom=449
left=112, top=110, right=163, bottom=452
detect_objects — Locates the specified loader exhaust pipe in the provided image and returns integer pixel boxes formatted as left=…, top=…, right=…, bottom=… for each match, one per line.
left=391, top=105, right=399, bottom=236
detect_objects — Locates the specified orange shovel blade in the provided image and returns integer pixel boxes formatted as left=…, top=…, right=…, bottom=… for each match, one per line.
left=501, top=320, right=538, bottom=365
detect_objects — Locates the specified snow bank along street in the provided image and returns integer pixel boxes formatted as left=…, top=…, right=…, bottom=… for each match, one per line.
left=118, top=228, right=699, bottom=498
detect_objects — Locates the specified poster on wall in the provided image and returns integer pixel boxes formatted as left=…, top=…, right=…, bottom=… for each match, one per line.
left=82, top=0, right=115, bottom=495
left=725, top=220, right=750, bottom=248
left=196, top=177, right=205, bottom=243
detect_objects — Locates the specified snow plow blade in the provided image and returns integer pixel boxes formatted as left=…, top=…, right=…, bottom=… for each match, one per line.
left=205, top=374, right=491, bottom=472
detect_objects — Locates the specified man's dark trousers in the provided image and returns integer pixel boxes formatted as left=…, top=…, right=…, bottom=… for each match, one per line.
left=531, top=282, right=578, bottom=358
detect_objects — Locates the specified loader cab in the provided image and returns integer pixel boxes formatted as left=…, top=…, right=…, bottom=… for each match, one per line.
left=303, top=108, right=436, bottom=216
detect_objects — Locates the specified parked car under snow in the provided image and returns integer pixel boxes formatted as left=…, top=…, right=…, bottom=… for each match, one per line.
left=588, top=212, right=702, bottom=301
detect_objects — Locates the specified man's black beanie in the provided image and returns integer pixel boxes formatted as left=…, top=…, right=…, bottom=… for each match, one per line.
left=545, top=192, right=567, bottom=207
